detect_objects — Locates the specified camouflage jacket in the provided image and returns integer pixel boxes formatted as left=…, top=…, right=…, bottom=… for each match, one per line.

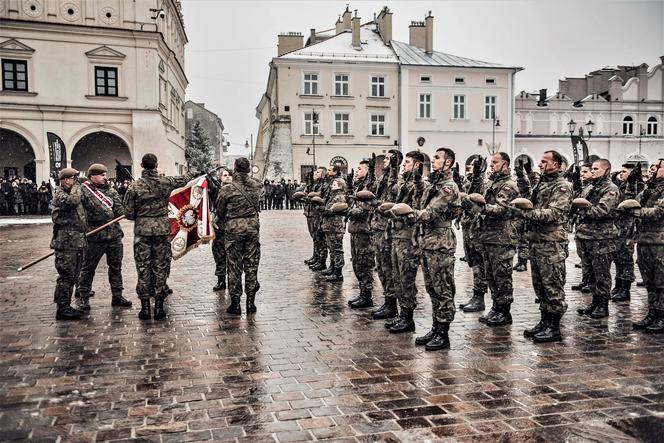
left=321, top=189, right=347, bottom=233
left=391, top=172, right=424, bottom=239
left=81, top=181, right=124, bottom=242
left=369, top=167, right=399, bottom=231
left=50, top=182, right=87, bottom=250
left=347, top=177, right=376, bottom=235
left=615, top=180, right=646, bottom=237
left=574, top=177, right=620, bottom=241
left=215, top=172, right=261, bottom=236
left=476, top=170, right=519, bottom=245
left=307, top=178, right=326, bottom=219
left=636, top=178, right=664, bottom=244
left=413, top=170, right=460, bottom=252
left=460, top=175, right=486, bottom=231
left=522, top=171, right=573, bottom=243
left=124, top=169, right=192, bottom=237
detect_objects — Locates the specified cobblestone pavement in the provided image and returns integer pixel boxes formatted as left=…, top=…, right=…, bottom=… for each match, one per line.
left=1, top=211, right=663, bottom=442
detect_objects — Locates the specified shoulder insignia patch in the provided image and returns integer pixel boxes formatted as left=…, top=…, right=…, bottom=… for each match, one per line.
left=608, top=191, right=616, bottom=196
left=560, top=187, right=567, bottom=193
left=442, top=186, right=451, bottom=194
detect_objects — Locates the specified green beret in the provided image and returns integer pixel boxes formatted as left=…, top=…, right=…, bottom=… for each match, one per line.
left=87, top=163, right=108, bottom=177
left=59, top=168, right=78, bottom=180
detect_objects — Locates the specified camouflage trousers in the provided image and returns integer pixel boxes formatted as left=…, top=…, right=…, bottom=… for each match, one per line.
left=325, top=231, right=345, bottom=269
left=134, top=235, right=171, bottom=301
left=225, top=231, right=261, bottom=299
left=480, top=243, right=516, bottom=305
left=373, top=230, right=396, bottom=300
left=516, top=222, right=529, bottom=261
left=576, top=238, right=617, bottom=303
left=422, top=249, right=455, bottom=323
left=529, top=241, right=568, bottom=314
left=463, top=228, right=488, bottom=294
left=54, top=249, right=84, bottom=306
left=212, top=229, right=227, bottom=280
left=575, top=238, right=596, bottom=287
left=391, top=237, right=420, bottom=310
left=637, top=244, right=664, bottom=310
left=313, top=218, right=328, bottom=264
left=350, top=232, right=374, bottom=292
left=613, top=237, right=636, bottom=283
left=78, top=240, right=123, bottom=298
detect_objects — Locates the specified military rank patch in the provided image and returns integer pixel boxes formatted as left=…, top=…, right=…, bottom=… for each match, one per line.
left=560, top=187, right=568, bottom=192
left=442, top=187, right=451, bottom=194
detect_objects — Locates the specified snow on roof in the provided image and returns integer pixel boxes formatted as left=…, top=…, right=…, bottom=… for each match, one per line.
left=278, top=25, right=398, bottom=64
left=392, top=40, right=522, bottom=71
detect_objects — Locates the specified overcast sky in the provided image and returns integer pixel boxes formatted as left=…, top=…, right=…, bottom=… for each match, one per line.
left=182, top=0, right=664, bottom=155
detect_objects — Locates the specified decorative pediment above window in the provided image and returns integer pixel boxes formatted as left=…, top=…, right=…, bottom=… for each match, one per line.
left=0, top=39, right=35, bottom=56
left=85, top=45, right=126, bottom=60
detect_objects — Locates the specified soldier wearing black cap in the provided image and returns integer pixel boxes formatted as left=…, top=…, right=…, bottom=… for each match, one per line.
left=51, top=167, right=86, bottom=320
left=124, top=153, right=193, bottom=320
left=77, top=163, right=132, bottom=311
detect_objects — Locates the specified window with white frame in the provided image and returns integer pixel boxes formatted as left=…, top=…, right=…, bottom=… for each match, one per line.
left=334, top=113, right=350, bottom=135
left=486, top=77, right=496, bottom=85
left=370, top=114, right=386, bottom=136
left=370, top=75, right=385, bottom=97
left=418, top=93, right=431, bottom=119
left=420, top=75, right=431, bottom=83
left=303, top=73, right=319, bottom=95
left=622, top=116, right=634, bottom=135
left=304, top=111, right=319, bottom=135
left=453, top=95, right=466, bottom=119
left=454, top=76, right=465, bottom=84
left=484, top=96, right=497, bottom=120
left=334, top=74, right=349, bottom=96
left=647, top=116, right=658, bottom=135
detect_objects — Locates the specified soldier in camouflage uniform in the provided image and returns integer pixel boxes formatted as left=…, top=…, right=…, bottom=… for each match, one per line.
left=369, top=150, right=401, bottom=320
left=51, top=168, right=86, bottom=320
left=320, top=178, right=348, bottom=282
left=611, top=163, right=646, bottom=301
left=124, top=153, right=193, bottom=320
left=574, top=159, right=620, bottom=319
left=404, top=147, right=460, bottom=350
left=303, top=168, right=322, bottom=266
left=513, top=159, right=531, bottom=272
left=309, top=167, right=331, bottom=272
left=347, top=159, right=376, bottom=308
left=215, top=158, right=262, bottom=315
left=624, top=159, right=664, bottom=332
left=384, top=151, right=425, bottom=334
left=211, top=168, right=232, bottom=292
left=472, top=153, right=520, bottom=327
left=77, top=163, right=132, bottom=310
left=571, top=163, right=595, bottom=294
left=511, top=150, right=573, bottom=342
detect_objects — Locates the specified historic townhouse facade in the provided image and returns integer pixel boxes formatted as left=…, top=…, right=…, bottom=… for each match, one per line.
left=0, top=0, right=188, bottom=182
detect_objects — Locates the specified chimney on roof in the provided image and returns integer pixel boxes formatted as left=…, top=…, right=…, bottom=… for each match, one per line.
left=537, top=89, right=547, bottom=107
left=425, top=11, right=433, bottom=54
left=351, top=10, right=361, bottom=49
left=336, top=15, right=344, bottom=34
left=376, top=6, right=392, bottom=45
left=310, top=28, right=316, bottom=45
left=342, top=5, right=352, bottom=30
left=409, top=21, right=425, bottom=51
left=277, top=32, right=303, bottom=57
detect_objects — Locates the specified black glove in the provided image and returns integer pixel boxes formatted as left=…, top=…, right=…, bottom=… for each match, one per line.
left=368, top=153, right=376, bottom=182
left=413, top=163, right=424, bottom=183
left=346, top=168, right=354, bottom=186
left=472, top=158, right=482, bottom=177
left=452, top=162, right=461, bottom=185
left=627, top=167, right=638, bottom=184
left=515, top=160, right=525, bottom=178
left=390, top=152, right=399, bottom=170
left=524, top=161, right=533, bottom=175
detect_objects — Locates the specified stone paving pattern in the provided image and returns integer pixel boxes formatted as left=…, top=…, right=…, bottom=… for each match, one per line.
left=1, top=211, right=663, bottom=442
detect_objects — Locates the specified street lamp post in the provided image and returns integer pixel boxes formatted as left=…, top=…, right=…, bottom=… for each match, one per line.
left=567, top=118, right=594, bottom=166
left=638, top=124, right=646, bottom=154
left=305, top=108, right=318, bottom=172
left=492, top=116, right=501, bottom=153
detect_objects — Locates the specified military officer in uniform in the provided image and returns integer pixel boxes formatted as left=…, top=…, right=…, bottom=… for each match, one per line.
left=320, top=177, right=348, bottom=282
left=211, top=168, right=232, bottom=292
left=77, top=163, right=132, bottom=310
left=51, top=168, right=86, bottom=320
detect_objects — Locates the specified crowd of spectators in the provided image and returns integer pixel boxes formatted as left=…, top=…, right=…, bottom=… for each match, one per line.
left=259, top=179, right=305, bottom=210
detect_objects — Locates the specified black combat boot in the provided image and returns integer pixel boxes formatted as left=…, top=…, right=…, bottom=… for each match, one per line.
left=479, top=302, right=498, bottom=323
left=576, top=295, right=597, bottom=316
left=461, top=291, right=485, bottom=312
left=246, top=294, right=257, bottom=314
left=645, top=310, right=664, bottom=334
left=153, top=299, right=166, bottom=320
left=589, top=300, right=609, bottom=319
left=389, top=308, right=415, bottom=333
left=486, top=303, right=512, bottom=326
left=372, top=298, right=398, bottom=320
left=384, top=310, right=403, bottom=329
left=304, top=253, right=318, bottom=265
left=524, top=311, right=548, bottom=338
left=513, top=258, right=527, bottom=272
left=213, top=277, right=226, bottom=291
left=425, top=323, right=451, bottom=351
left=581, top=285, right=592, bottom=294
left=347, top=291, right=363, bottom=306
left=325, top=267, right=343, bottom=282
left=633, top=309, right=656, bottom=330
left=533, top=313, right=562, bottom=343
left=610, top=278, right=621, bottom=297
left=320, top=264, right=335, bottom=276
left=56, top=304, right=83, bottom=320
left=611, top=280, right=631, bottom=302
left=78, top=295, right=91, bottom=311
left=349, top=289, right=373, bottom=309
left=571, top=279, right=589, bottom=291
left=636, top=281, right=645, bottom=287
left=226, top=296, right=242, bottom=315
left=138, top=299, right=151, bottom=320
left=309, top=260, right=326, bottom=271
left=415, top=319, right=437, bottom=345
left=111, top=294, right=133, bottom=307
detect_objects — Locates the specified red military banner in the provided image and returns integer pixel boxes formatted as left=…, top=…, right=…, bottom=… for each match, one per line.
left=168, top=176, right=214, bottom=260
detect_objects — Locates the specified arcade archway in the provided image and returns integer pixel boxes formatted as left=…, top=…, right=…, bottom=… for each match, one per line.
left=72, top=132, right=132, bottom=180
left=0, top=128, right=36, bottom=181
